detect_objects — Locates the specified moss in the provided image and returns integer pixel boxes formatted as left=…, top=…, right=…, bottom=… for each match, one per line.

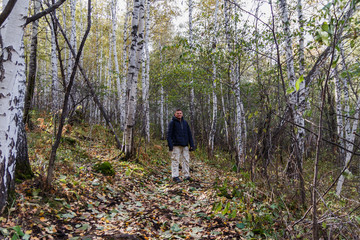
left=61, top=136, right=77, bottom=146
left=93, top=161, right=115, bottom=176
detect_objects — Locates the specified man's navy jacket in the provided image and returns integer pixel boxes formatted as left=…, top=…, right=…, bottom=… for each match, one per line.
left=167, top=116, right=194, bottom=151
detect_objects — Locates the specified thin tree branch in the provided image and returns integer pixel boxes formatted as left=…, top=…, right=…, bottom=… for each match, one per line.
left=0, top=0, right=17, bottom=27
left=25, top=0, right=66, bottom=26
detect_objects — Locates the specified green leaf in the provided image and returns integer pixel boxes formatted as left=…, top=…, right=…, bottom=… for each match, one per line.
left=236, top=222, right=245, bottom=229
left=320, top=31, right=329, bottom=45
left=79, top=224, right=89, bottom=231
left=12, top=226, right=24, bottom=237
left=295, top=75, right=304, bottom=91
left=286, top=87, right=295, bottom=94
left=321, top=22, right=329, bottom=32
left=22, top=234, right=31, bottom=240
left=170, top=223, right=182, bottom=232
left=222, top=202, right=230, bottom=215
left=0, top=228, right=9, bottom=236
left=214, top=202, right=222, bottom=213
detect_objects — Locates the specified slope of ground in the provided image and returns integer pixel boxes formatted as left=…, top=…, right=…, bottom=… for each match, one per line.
left=1, top=122, right=359, bottom=239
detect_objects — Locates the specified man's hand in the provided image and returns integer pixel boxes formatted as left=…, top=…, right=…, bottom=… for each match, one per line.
left=189, top=147, right=195, bottom=151
left=169, top=148, right=173, bottom=152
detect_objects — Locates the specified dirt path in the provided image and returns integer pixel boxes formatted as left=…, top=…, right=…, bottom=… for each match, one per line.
left=87, top=160, right=242, bottom=239
left=6, top=149, right=245, bottom=240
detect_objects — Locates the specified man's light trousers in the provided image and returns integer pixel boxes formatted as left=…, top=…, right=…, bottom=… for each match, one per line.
left=171, top=146, right=190, bottom=178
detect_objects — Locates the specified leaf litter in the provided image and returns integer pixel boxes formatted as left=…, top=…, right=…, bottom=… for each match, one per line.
left=2, top=125, right=275, bottom=239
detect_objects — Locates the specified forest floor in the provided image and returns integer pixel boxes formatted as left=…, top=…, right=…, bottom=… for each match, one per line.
left=1, top=120, right=359, bottom=239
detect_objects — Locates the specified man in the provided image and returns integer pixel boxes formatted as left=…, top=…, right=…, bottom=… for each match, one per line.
left=167, top=109, right=195, bottom=183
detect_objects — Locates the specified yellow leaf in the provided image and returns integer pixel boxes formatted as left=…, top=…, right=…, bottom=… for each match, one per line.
left=40, top=217, right=46, bottom=222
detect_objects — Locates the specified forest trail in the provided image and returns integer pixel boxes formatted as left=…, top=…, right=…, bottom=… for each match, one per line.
left=6, top=141, right=249, bottom=240
left=89, top=159, right=242, bottom=239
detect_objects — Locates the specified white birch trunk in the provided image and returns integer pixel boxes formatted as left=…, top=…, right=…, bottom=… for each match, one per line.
left=159, top=44, right=165, bottom=140
left=120, top=0, right=130, bottom=130
left=67, top=0, right=77, bottom=84
left=296, top=0, right=306, bottom=167
left=124, top=0, right=145, bottom=156
left=334, top=56, right=345, bottom=158
left=336, top=46, right=357, bottom=196
left=108, top=29, right=113, bottom=114
left=189, top=0, right=195, bottom=138
left=220, top=84, right=229, bottom=146
left=233, top=0, right=245, bottom=167
left=0, top=0, right=29, bottom=212
left=142, top=0, right=150, bottom=143
left=111, top=0, right=121, bottom=123
left=208, top=0, right=219, bottom=154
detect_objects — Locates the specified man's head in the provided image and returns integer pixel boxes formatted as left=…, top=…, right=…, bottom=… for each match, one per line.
left=174, top=109, right=183, bottom=120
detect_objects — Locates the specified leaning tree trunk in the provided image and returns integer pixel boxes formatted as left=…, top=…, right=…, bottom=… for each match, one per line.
left=0, top=0, right=30, bottom=213
left=46, top=0, right=92, bottom=188
left=123, top=0, right=145, bottom=157
left=208, top=0, right=219, bottom=157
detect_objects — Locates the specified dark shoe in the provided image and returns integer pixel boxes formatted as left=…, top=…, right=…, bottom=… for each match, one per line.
left=173, top=177, right=182, bottom=183
left=184, top=177, right=192, bottom=181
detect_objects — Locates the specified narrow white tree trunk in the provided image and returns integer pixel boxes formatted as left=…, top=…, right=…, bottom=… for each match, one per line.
left=296, top=0, right=306, bottom=168
left=336, top=46, right=358, bottom=196
left=189, top=0, right=195, bottom=138
left=108, top=29, right=113, bottom=115
left=208, top=0, right=219, bottom=155
left=68, top=0, right=77, bottom=84
left=111, top=0, right=121, bottom=123
left=334, top=56, right=345, bottom=158
left=142, top=0, right=150, bottom=143
left=159, top=44, right=165, bottom=140
left=124, top=0, right=145, bottom=156
left=0, top=0, right=29, bottom=212
left=120, top=0, right=130, bottom=129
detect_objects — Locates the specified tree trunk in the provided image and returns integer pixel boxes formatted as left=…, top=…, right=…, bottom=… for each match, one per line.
left=51, top=5, right=59, bottom=115
left=142, top=0, right=150, bottom=143
left=123, top=0, right=145, bottom=157
left=46, top=0, right=91, bottom=188
left=188, top=0, right=195, bottom=141
left=0, top=0, right=30, bottom=213
left=208, top=0, right=219, bottom=157
left=23, top=0, right=41, bottom=127
left=121, top=0, right=130, bottom=130
left=159, top=44, right=165, bottom=140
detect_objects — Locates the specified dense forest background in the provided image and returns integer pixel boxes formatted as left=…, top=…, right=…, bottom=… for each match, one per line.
left=0, top=0, right=360, bottom=238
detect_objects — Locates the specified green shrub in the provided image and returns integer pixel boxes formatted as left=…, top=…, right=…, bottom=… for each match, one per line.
left=93, top=161, right=115, bottom=176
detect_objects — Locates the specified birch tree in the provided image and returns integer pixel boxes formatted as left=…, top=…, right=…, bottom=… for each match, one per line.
left=111, top=0, right=122, bottom=124
left=159, top=44, right=165, bottom=140
left=120, top=0, right=130, bottom=129
left=188, top=0, right=195, bottom=138
left=208, top=0, right=219, bottom=156
left=142, top=0, right=151, bottom=143
left=51, top=4, right=59, bottom=115
left=0, top=0, right=30, bottom=213
left=123, top=0, right=145, bottom=157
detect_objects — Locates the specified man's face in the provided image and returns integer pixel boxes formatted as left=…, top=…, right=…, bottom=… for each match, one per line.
left=175, top=111, right=183, bottom=119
